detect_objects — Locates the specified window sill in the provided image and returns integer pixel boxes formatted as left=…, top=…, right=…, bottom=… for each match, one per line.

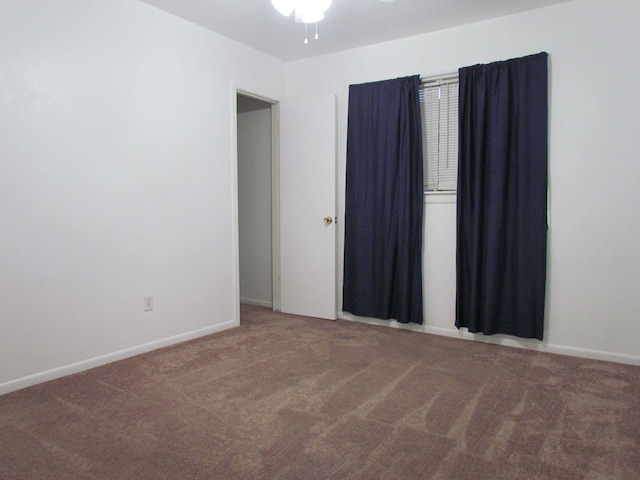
left=424, top=191, right=457, bottom=204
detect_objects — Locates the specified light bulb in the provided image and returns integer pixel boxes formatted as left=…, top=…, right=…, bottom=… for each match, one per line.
left=271, top=0, right=295, bottom=17
left=294, top=0, right=332, bottom=24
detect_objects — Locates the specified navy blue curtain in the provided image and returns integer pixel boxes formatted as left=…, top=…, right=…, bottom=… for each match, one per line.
left=343, top=75, right=424, bottom=325
left=456, top=52, right=548, bottom=340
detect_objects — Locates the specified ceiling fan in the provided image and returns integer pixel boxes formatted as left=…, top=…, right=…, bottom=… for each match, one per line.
left=271, top=0, right=395, bottom=43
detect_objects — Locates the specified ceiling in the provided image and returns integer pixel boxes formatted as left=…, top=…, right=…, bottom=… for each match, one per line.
left=139, top=0, right=572, bottom=62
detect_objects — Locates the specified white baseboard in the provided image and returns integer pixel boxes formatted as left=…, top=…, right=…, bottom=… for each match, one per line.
left=0, top=320, right=237, bottom=396
left=240, top=297, right=273, bottom=309
left=338, top=312, right=640, bottom=366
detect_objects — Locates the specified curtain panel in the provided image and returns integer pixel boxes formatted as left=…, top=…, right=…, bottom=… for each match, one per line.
left=456, top=52, right=549, bottom=340
left=343, top=75, right=424, bottom=325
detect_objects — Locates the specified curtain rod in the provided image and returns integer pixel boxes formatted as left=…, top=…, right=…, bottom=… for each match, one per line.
left=420, top=72, right=458, bottom=86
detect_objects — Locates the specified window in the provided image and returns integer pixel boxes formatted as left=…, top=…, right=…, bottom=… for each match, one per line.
left=420, top=77, right=459, bottom=192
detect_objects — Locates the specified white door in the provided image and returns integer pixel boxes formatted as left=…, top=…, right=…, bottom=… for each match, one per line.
left=279, top=95, right=337, bottom=320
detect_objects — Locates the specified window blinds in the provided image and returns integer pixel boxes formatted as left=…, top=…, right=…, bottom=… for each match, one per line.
left=420, top=80, right=459, bottom=191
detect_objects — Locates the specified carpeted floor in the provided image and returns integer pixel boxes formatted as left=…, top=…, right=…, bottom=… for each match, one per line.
left=1, top=305, right=639, bottom=479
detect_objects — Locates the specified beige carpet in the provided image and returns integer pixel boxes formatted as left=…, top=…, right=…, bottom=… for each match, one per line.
left=1, top=305, right=639, bottom=479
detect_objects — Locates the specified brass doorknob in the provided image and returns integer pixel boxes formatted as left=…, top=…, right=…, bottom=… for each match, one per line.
left=324, top=216, right=333, bottom=225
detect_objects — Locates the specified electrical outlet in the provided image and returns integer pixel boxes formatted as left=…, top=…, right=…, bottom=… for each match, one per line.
left=144, top=294, right=154, bottom=312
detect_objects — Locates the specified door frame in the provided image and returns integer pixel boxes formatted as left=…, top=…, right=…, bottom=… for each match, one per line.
left=231, top=82, right=283, bottom=325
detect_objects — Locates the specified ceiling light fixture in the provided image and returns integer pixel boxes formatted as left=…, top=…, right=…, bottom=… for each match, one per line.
left=271, top=0, right=333, bottom=44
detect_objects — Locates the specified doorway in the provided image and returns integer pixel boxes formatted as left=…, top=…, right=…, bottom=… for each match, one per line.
left=236, top=93, right=278, bottom=309
left=234, top=91, right=337, bottom=321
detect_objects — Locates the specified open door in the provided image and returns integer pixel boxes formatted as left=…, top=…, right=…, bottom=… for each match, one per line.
left=279, top=95, right=337, bottom=320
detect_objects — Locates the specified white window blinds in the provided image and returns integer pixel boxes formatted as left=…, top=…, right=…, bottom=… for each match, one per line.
left=420, top=79, right=459, bottom=191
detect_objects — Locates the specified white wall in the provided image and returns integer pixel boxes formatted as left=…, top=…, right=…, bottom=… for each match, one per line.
left=0, top=0, right=285, bottom=393
left=237, top=97, right=273, bottom=307
left=286, top=0, right=640, bottom=364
